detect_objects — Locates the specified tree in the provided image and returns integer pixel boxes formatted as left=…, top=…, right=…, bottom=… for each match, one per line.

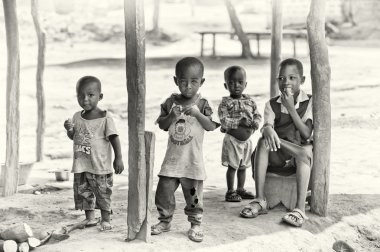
left=31, top=0, right=46, bottom=162
left=2, top=0, right=20, bottom=196
left=224, top=0, right=253, bottom=59
left=307, top=0, right=332, bottom=216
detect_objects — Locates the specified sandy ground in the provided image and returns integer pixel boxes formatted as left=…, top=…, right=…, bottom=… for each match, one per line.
left=0, top=2, right=380, bottom=250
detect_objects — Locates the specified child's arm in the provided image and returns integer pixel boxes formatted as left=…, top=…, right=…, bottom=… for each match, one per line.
left=281, top=93, right=313, bottom=139
left=157, top=105, right=181, bottom=130
left=109, top=135, right=124, bottom=174
left=184, top=106, right=217, bottom=131
left=64, top=119, right=74, bottom=140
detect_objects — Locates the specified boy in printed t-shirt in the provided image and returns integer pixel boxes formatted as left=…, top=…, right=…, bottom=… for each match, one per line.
left=64, top=76, right=124, bottom=231
left=151, top=57, right=219, bottom=242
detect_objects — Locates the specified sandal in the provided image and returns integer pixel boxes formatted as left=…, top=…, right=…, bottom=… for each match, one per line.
left=225, top=190, right=242, bottom=202
left=151, top=222, right=171, bottom=235
left=282, top=208, right=309, bottom=227
left=188, top=228, right=203, bottom=242
left=236, top=188, right=255, bottom=199
left=240, top=198, right=268, bottom=218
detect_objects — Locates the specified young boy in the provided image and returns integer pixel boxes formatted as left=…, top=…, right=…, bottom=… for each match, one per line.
left=240, top=58, right=313, bottom=227
left=218, top=66, right=262, bottom=202
left=151, top=57, right=219, bottom=242
left=64, top=76, right=124, bottom=231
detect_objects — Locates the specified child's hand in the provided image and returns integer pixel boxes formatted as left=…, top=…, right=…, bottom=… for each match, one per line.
left=113, top=157, right=124, bottom=174
left=239, top=117, right=251, bottom=128
left=170, top=105, right=182, bottom=118
left=262, top=126, right=281, bottom=151
left=281, top=92, right=295, bottom=112
left=64, top=118, right=74, bottom=132
left=183, top=105, right=201, bottom=117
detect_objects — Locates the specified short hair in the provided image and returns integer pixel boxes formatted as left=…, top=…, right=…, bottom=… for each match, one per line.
left=76, top=76, right=101, bottom=92
left=224, top=65, right=246, bottom=81
left=279, top=58, right=304, bottom=76
left=175, top=57, right=204, bottom=76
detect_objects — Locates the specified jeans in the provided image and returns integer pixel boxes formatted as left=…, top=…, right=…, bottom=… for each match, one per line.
left=155, top=176, right=203, bottom=225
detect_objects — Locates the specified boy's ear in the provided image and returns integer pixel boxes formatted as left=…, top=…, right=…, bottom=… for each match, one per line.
left=200, top=78, right=205, bottom=86
left=99, top=93, right=103, bottom=100
left=173, top=76, right=178, bottom=86
left=301, top=76, right=306, bottom=84
left=224, top=83, right=228, bottom=90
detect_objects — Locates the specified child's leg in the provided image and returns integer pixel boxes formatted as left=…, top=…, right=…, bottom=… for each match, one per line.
left=237, top=168, right=245, bottom=190
left=73, top=173, right=98, bottom=225
left=180, top=178, right=203, bottom=242
left=155, top=176, right=180, bottom=224
left=254, top=137, right=286, bottom=200
left=278, top=140, right=311, bottom=166
left=226, top=165, right=237, bottom=191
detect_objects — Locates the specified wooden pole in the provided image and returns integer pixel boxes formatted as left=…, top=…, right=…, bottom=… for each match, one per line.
left=2, top=0, right=20, bottom=197
left=152, top=0, right=160, bottom=35
left=31, top=0, right=46, bottom=162
left=136, top=132, right=155, bottom=242
left=270, top=0, right=283, bottom=98
left=124, top=0, right=148, bottom=241
left=224, top=0, right=253, bottom=59
left=307, top=0, right=331, bottom=216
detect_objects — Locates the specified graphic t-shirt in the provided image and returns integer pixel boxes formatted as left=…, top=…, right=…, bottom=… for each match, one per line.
left=71, top=111, right=118, bottom=174
left=156, top=94, right=219, bottom=180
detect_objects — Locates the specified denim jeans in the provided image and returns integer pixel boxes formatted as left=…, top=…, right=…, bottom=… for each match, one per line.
left=155, top=176, right=203, bottom=225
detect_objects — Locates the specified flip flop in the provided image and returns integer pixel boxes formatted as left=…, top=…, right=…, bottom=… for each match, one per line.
left=225, top=190, right=242, bottom=202
left=282, top=208, right=309, bottom=227
left=236, top=189, right=255, bottom=199
left=240, top=198, right=268, bottom=218
left=188, top=228, right=203, bottom=242
left=151, top=222, right=171, bottom=235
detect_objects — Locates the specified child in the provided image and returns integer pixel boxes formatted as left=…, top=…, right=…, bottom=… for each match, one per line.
left=63, top=76, right=124, bottom=231
left=151, top=57, right=219, bottom=242
left=218, top=66, right=262, bottom=202
left=240, top=58, right=313, bottom=227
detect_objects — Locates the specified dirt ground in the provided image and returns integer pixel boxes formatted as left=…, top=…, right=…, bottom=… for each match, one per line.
left=1, top=2, right=380, bottom=249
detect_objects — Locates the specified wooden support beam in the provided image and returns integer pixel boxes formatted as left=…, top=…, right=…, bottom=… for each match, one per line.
left=124, top=0, right=148, bottom=241
left=2, top=0, right=20, bottom=197
left=270, top=0, right=283, bottom=98
left=307, top=0, right=331, bottom=216
left=31, top=0, right=46, bottom=162
left=136, top=131, right=155, bottom=242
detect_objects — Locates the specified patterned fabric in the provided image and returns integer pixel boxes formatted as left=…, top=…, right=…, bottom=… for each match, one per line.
left=71, top=111, right=118, bottom=174
left=74, top=172, right=113, bottom=211
left=218, top=95, right=262, bottom=132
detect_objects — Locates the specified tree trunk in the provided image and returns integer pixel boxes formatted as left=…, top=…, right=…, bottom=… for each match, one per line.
left=270, top=0, right=283, bottom=98
left=152, top=0, right=160, bottom=35
left=2, top=0, right=20, bottom=197
left=307, top=0, right=331, bottom=217
left=31, top=0, right=46, bottom=162
left=224, top=0, right=252, bottom=59
left=124, top=0, right=147, bottom=241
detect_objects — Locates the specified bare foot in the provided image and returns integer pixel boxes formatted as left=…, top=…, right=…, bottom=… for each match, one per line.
left=99, top=221, right=113, bottom=231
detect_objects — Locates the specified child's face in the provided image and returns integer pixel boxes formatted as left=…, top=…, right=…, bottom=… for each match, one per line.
left=224, top=69, right=247, bottom=97
left=174, top=66, right=205, bottom=99
left=77, top=82, right=103, bottom=112
left=277, top=64, right=305, bottom=95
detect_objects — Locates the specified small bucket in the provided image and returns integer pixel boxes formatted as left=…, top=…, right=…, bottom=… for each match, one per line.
left=54, top=170, right=70, bottom=181
left=0, top=162, right=34, bottom=186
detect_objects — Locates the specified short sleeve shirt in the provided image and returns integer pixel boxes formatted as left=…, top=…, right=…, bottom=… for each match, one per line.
left=71, top=111, right=118, bottom=174
left=156, top=93, right=219, bottom=180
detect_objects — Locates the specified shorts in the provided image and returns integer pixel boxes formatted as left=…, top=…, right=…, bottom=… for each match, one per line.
left=73, top=172, right=113, bottom=212
left=222, top=134, right=253, bottom=170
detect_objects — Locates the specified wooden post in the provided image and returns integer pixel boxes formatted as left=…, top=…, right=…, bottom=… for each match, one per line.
left=136, top=132, right=155, bottom=242
left=2, top=0, right=20, bottom=197
left=200, top=33, right=204, bottom=57
left=307, top=0, right=331, bottom=216
left=212, top=33, right=216, bottom=57
left=152, top=0, right=160, bottom=35
left=224, top=0, right=252, bottom=59
left=270, top=0, right=283, bottom=98
left=124, top=0, right=148, bottom=241
left=31, top=0, right=46, bottom=162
